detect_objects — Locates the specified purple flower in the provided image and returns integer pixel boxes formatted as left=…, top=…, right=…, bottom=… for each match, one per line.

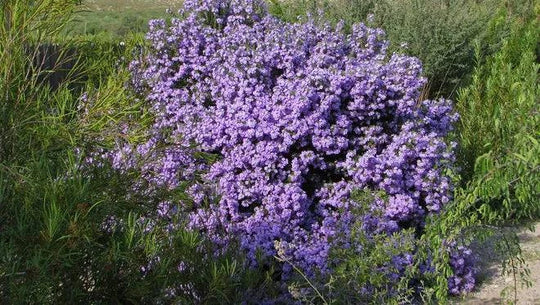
left=102, top=0, right=468, bottom=293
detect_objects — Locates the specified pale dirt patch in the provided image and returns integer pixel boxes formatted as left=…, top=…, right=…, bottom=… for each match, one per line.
left=454, top=222, right=540, bottom=305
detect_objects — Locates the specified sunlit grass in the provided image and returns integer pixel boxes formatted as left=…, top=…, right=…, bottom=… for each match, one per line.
left=66, top=0, right=184, bottom=36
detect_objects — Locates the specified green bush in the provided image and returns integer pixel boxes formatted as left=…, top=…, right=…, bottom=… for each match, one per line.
left=412, top=12, right=539, bottom=304
left=371, top=0, right=500, bottom=98
left=456, top=13, right=539, bottom=222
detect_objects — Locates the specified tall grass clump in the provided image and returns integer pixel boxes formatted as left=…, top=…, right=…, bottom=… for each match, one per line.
left=0, top=0, right=77, bottom=162
left=1, top=0, right=87, bottom=301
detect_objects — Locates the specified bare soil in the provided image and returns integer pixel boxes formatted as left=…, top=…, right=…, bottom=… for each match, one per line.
left=454, top=222, right=540, bottom=305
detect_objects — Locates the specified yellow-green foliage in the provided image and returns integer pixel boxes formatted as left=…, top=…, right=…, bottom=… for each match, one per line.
left=0, top=0, right=77, bottom=162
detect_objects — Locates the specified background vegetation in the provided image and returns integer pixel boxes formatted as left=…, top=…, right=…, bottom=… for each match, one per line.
left=1, top=0, right=538, bottom=304
left=269, top=0, right=537, bottom=98
left=66, top=0, right=183, bottom=37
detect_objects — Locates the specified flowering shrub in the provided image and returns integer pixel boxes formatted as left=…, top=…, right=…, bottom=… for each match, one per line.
left=109, top=0, right=474, bottom=296
left=447, top=242, right=476, bottom=295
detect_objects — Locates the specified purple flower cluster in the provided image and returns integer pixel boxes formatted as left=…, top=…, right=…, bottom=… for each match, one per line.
left=108, top=0, right=472, bottom=294
left=447, top=243, right=476, bottom=295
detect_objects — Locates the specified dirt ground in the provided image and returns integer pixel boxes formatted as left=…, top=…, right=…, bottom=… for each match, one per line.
left=454, top=222, right=540, bottom=305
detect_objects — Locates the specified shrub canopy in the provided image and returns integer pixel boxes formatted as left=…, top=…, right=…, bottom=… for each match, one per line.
left=116, top=0, right=465, bottom=289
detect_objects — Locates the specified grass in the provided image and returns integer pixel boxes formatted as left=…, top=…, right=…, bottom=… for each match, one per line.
left=66, top=0, right=184, bottom=37
left=83, top=0, right=183, bottom=11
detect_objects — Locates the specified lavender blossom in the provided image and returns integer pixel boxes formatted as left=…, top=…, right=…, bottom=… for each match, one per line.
left=102, top=0, right=473, bottom=295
